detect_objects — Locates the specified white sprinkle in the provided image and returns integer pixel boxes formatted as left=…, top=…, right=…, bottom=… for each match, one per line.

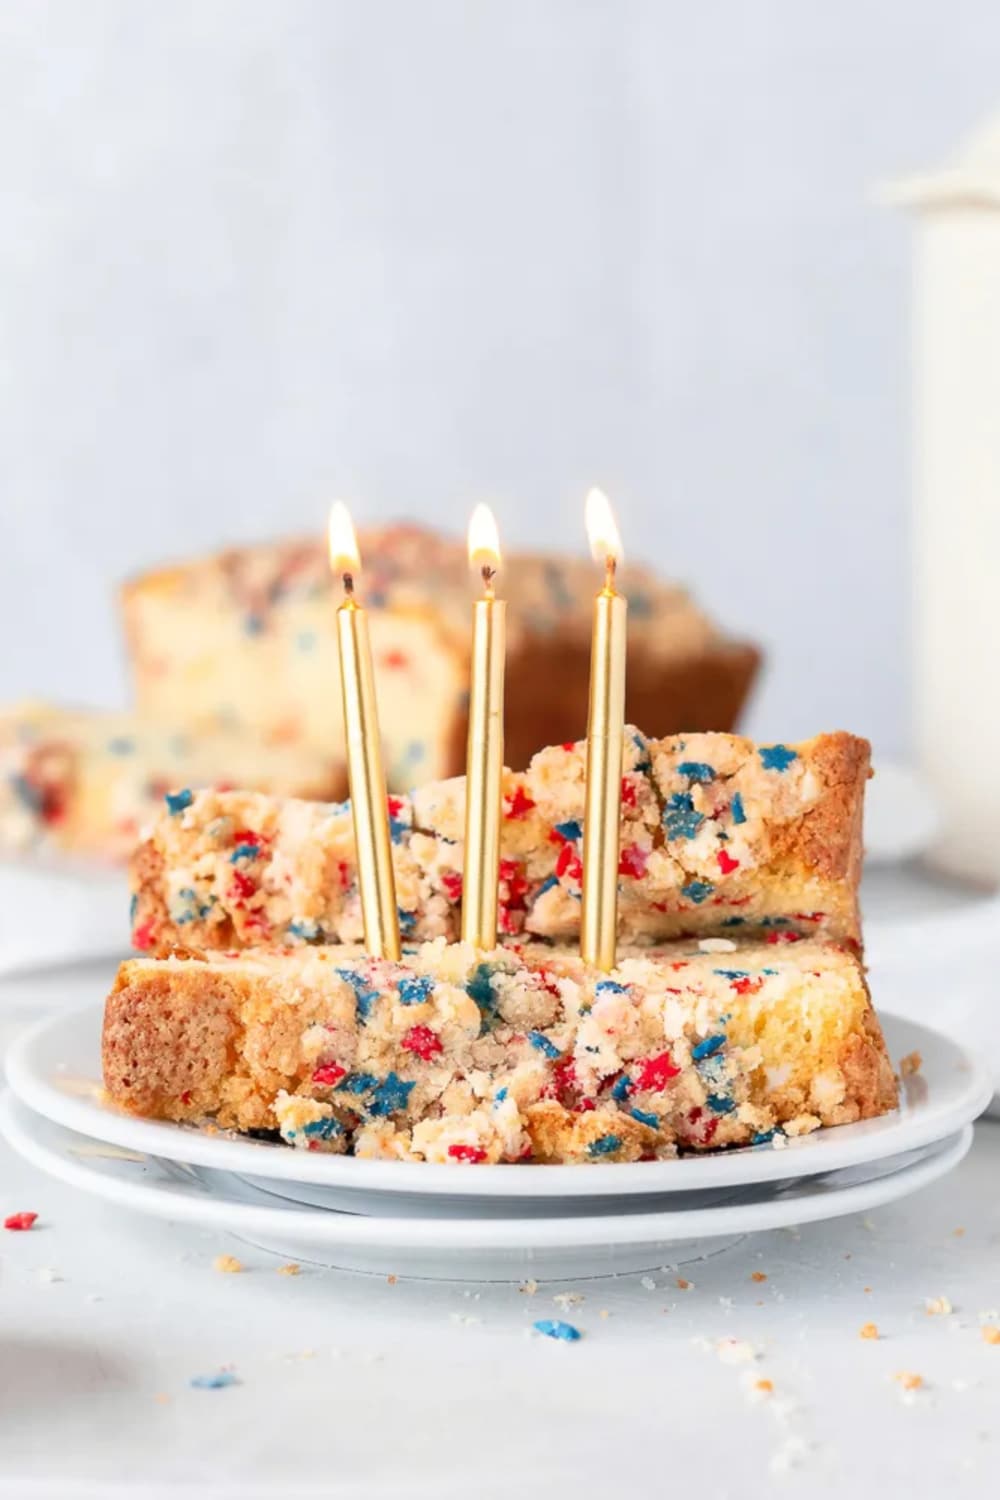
left=640, top=1276, right=656, bottom=1292
left=698, top=938, right=737, bottom=954
left=553, top=1292, right=584, bottom=1309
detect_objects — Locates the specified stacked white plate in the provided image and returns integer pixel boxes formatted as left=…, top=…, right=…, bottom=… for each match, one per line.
left=2, top=1003, right=992, bottom=1282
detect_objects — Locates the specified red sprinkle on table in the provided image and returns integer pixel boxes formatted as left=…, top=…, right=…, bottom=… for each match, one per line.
left=4, top=1212, right=38, bottom=1231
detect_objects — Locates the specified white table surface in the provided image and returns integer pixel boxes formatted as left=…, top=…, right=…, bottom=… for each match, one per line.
left=2, top=869, right=999, bottom=1499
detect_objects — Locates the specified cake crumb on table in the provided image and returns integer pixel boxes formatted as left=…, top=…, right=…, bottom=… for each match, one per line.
left=925, top=1296, right=953, bottom=1316
left=859, top=1323, right=879, bottom=1340
left=277, top=1263, right=300, bottom=1276
left=894, top=1372, right=924, bottom=1391
left=213, top=1254, right=243, bottom=1274
left=519, top=1280, right=539, bottom=1296
left=676, top=1277, right=693, bottom=1291
left=751, top=1271, right=767, bottom=1283
left=899, top=1051, right=923, bottom=1077
left=982, top=1326, right=1000, bottom=1345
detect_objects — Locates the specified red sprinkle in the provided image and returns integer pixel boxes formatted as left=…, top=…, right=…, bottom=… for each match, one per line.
left=731, top=976, right=763, bottom=996
left=448, top=1144, right=487, bottom=1163
left=180, top=1090, right=193, bottom=1106
left=4, top=1212, right=38, bottom=1231
left=229, top=870, right=256, bottom=901
left=618, top=843, right=648, bottom=879
left=555, top=843, right=583, bottom=883
left=440, top=870, right=463, bottom=904
left=766, top=931, right=802, bottom=945
left=232, top=828, right=263, bottom=847
left=635, top=1051, right=682, bottom=1091
left=132, top=919, right=156, bottom=951
left=560, top=742, right=576, bottom=752
left=791, top=911, right=824, bottom=924
left=401, top=1025, right=443, bottom=1061
left=620, top=777, right=638, bottom=809
left=382, top=649, right=409, bottom=669
left=716, top=848, right=740, bottom=875
left=504, top=785, right=536, bottom=820
left=387, top=796, right=406, bottom=821
left=313, top=1061, right=347, bottom=1087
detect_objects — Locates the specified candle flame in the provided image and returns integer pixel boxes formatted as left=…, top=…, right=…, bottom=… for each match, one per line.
left=585, top=488, right=624, bottom=568
left=467, top=503, right=502, bottom=574
left=327, top=501, right=362, bottom=578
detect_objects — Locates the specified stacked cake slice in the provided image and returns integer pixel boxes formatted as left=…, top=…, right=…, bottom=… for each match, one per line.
left=102, top=727, right=897, bottom=1162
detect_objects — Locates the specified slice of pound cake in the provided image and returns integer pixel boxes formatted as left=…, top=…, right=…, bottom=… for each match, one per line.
left=121, top=523, right=759, bottom=787
left=0, top=702, right=344, bottom=862
left=129, top=729, right=869, bottom=953
left=102, top=934, right=897, bottom=1162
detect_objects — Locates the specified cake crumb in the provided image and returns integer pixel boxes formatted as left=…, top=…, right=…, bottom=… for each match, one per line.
left=899, top=1051, right=923, bottom=1077
left=599, top=1309, right=611, bottom=1319
left=277, top=1263, right=300, bottom=1276
left=953, top=1227, right=966, bottom=1237
left=676, top=1277, right=693, bottom=1291
left=519, top=1280, right=539, bottom=1296
left=863, top=1286, right=872, bottom=1294
left=925, top=1296, right=953, bottom=1316
left=154, top=1393, right=171, bottom=1405
left=755, top=1378, right=774, bottom=1394
left=982, top=1326, right=1000, bottom=1345
left=717, top=1337, right=758, bottom=1365
left=751, top=1271, right=767, bottom=1283
left=894, top=1371, right=924, bottom=1391
left=553, top=1291, right=584, bottom=1309
left=213, top=1254, right=243, bottom=1274
left=859, top=1323, right=879, bottom=1340
left=387, top=1274, right=398, bottom=1286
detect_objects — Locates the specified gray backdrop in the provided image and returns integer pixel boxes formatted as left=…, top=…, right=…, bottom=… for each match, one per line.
left=3, top=0, right=998, bottom=756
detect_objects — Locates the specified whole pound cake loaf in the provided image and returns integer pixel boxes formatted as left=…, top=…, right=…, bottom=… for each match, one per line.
left=129, top=729, right=869, bottom=953
left=0, top=703, right=343, bottom=862
left=122, top=524, right=759, bottom=787
left=102, top=934, right=897, bottom=1161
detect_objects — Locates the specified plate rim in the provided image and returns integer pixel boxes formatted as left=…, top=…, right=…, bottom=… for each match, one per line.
left=4, top=1003, right=992, bottom=1198
left=0, top=1090, right=974, bottom=1250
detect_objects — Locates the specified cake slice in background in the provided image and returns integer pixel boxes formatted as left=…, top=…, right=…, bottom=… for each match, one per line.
left=101, top=934, right=897, bottom=1159
left=128, top=727, right=869, bottom=953
left=121, top=523, right=759, bottom=788
left=0, top=702, right=344, bottom=863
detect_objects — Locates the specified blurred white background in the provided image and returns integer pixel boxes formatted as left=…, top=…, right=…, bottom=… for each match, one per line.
left=2, top=0, right=999, bottom=756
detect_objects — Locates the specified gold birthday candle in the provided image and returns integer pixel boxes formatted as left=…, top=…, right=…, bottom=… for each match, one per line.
left=328, top=502, right=401, bottom=961
left=461, top=504, right=506, bottom=950
left=580, top=488, right=627, bottom=971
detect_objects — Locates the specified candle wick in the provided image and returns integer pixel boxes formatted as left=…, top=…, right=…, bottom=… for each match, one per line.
left=343, top=571, right=355, bottom=598
left=604, top=555, right=617, bottom=591
left=481, top=564, right=496, bottom=599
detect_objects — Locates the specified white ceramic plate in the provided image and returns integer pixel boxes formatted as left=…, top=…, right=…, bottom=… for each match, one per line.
left=0, top=1092, right=973, bottom=1281
left=4, top=1004, right=991, bottom=1211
